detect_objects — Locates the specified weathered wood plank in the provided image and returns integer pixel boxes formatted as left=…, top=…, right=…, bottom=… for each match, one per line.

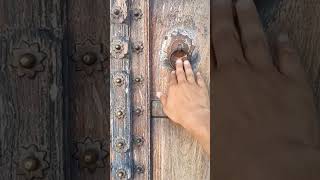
left=110, top=0, right=133, bottom=179
left=0, top=0, right=65, bottom=180
left=67, top=0, right=110, bottom=179
left=129, top=0, right=151, bottom=179
left=150, top=0, right=210, bottom=179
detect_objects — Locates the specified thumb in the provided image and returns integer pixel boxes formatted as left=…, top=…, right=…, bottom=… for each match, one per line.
left=157, top=92, right=167, bottom=107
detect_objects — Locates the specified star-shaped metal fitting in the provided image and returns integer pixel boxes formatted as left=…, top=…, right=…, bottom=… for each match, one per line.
left=73, top=137, right=109, bottom=173
left=72, top=39, right=107, bottom=75
left=15, top=144, right=49, bottom=180
left=111, top=39, right=128, bottom=59
left=10, top=41, right=47, bottom=79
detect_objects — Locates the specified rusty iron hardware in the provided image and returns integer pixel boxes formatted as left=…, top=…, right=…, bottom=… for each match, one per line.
left=167, top=33, right=195, bottom=69
left=134, top=107, right=143, bottom=116
left=135, top=165, right=145, bottom=174
left=10, top=41, right=46, bottom=79
left=116, top=169, right=127, bottom=179
left=72, top=39, right=107, bottom=75
left=132, top=41, right=144, bottom=53
left=111, top=6, right=127, bottom=23
left=133, top=136, right=144, bottom=146
left=73, top=137, right=108, bottom=173
left=160, top=31, right=198, bottom=70
left=114, top=138, right=129, bottom=153
left=132, top=8, right=143, bottom=20
left=15, top=144, right=49, bottom=180
left=111, top=39, right=129, bottom=59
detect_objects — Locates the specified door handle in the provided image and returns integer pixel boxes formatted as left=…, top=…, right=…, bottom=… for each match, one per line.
left=162, top=32, right=196, bottom=69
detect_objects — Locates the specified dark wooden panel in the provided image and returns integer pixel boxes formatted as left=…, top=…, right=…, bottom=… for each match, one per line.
left=67, top=0, right=109, bottom=179
left=0, top=0, right=65, bottom=180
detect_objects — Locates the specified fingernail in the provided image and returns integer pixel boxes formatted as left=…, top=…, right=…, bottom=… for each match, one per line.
left=278, top=33, right=289, bottom=42
left=156, top=92, right=162, bottom=98
left=176, top=59, right=182, bottom=64
left=197, top=72, right=201, bottom=75
left=183, top=60, right=190, bottom=65
left=171, top=71, right=175, bottom=74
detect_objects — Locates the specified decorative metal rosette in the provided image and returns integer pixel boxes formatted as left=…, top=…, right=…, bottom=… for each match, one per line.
left=73, top=137, right=109, bottom=173
left=15, top=144, right=49, bottom=180
left=72, top=39, right=107, bottom=75
left=10, top=42, right=47, bottom=79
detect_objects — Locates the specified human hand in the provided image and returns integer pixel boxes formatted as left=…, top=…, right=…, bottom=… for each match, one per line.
left=157, top=59, right=210, bottom=155
left=212, top=0, right=320, bottom=179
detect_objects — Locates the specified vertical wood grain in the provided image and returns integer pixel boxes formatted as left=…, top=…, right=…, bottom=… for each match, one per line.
left=110, top=0, right=133, bottom=179
left=150, top=0, right=210, bottom=179
left=67, top=0, right=110, bottom=179
left=0, top=0, right=65, bottom=179
left=130, top=0, right=151, bottom=179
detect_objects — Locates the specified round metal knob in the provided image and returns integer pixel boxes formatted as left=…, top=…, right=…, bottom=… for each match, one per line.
left=82, top=53, right=97, bottom=65
left=114, top=77, right=123, bottom=86
left=116, top=142, right=125, bottom=149
left=23, top=157, right=39, bottom=172
left=116, top=110, right=124, bottom=118
left=135, top=108, right=142, bottom=115
left=134, top=77, right=141, bottom=83
left=115, top=44, right=122, bottom=51
left=116, top=169, right=126, bottom=178
left=82, top=150, right=98, bottom=164
left=136, top=165, right=144, bottom=174
left=19, top=54, right=37, bottom=69
left=113, top=9, right=121, bottom=16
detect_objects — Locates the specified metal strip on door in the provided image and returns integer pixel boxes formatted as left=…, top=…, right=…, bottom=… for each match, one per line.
left=110, top=0, right=151, bottom=179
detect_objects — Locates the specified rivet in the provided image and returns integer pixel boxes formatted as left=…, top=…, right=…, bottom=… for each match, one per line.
left=135, top=77, right=141, bottom=82
left=114, top=77, right=123, bottom=86
left=82, top=150, right=98, bottom=164
left=133, top=9, right=142, bottom=20
left=135, top=108, right=142, bottom=115
left=133, top=136, right=144, bottom=146
left=116, top=141, right=125, bottom=149
left=82, top=52, right=97, bottom=65
left=134, top=76, right=143, bottom=83
left=113, top=8, right=121, bottom=16
left=135, top=45, right=141, bottom=51
left=23, top=157, right=39, bottom=171
left=19, top=54, right=36, bottom=69
left=115, top=44, right=122, bottom=51
left=116, top=169, right=127, bottom=178
left=115, top=110, right=125, bottom=119
left=135, top=165, right=144, bottom=174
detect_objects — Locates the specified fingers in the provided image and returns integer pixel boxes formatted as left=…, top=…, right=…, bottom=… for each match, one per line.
left=157, top=92, right=168, bottom=107
left=184, top=60, right=196, bottom=83
left=235, top=0, right=273, bottom=68
left=169, top=70, right=177, bottom=86
left=196, top=72, right=206, bottom=88
left=212, top=0, right=245, bottom=66
left=276, top=33, right=306, bottom=81
left=175, top=59, right=187, bottom=83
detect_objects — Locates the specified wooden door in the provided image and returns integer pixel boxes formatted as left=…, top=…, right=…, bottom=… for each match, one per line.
left=149, top=0, right=210, bottom=180
left=0, top=0, right=110, bottom=180
left=2, top=0, right=320, bottom=180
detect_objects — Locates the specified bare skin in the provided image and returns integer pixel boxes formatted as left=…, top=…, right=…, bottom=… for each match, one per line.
left=159, top=0, right=320, bottom=179
left=157, top=59, right=210, bottom=155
